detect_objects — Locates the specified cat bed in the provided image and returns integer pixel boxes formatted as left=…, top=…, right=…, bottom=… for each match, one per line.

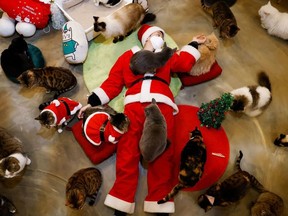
left=172, top=105, right=230, bottom=191
left=27, top=44, right=45, bottom=68
left=178, top=61, right=222, bottom=87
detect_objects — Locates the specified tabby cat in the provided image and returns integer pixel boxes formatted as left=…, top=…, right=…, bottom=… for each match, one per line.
left=130, top=43, right=176, bottom=75
left=158, top=127, right=206, bottom=204
left=201, top=0, right=237, bottom=8
left=93, top=1, right=156, bottom=43
left=65, top=167, right=102, bottom=210
left=251, top=191, right=284, bottom=216
left=202, top=0, right=240, bottom=38
left=0, top=127, right=31, bottom=178
left=0, top=194, right=17, bottom=216
left=139, top=98, right=169, bottom=163
left=230, top=71, right=272, bottom=117
left=17, top=66, right=77, bottom=107
left=198, top=151, right=265, bottom=212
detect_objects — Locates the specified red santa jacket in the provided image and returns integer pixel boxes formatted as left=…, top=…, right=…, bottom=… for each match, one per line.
left=83, top=112, right=124, bottom=146
left=41, top=97, right=82, bottom=126
left=91, top=45, right=200, bottom=114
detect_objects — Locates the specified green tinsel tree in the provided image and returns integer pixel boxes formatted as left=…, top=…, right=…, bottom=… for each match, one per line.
left=197, top=93, right=234, bottom=129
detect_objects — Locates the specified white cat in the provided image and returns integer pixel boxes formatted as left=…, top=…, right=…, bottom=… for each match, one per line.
left=258, top=1, right=288, bottom=40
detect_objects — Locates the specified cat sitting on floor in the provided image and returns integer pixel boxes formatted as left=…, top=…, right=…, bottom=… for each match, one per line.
left=0, top=127, right=31, bottom=179
left=229, top=71, right=272, bottom=117
left=258, top=1, right=288, bottom=40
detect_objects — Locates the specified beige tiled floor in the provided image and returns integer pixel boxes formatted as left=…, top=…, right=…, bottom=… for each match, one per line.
left=0, top=0, right=287, bottom=215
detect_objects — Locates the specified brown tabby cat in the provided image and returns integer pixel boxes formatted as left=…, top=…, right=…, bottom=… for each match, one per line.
left=201, top=0, right=240, bottom=38
left=0, top=127, right=31, bottom=178
left=197, top=151, right=264, bottom=212
left=17, top=66, right=77, bottom=100
left=65, top=167, right=102, bottom=210
left=130, top=43, right=176, bottom=75
left=158, top=127, right=206, bottom=204
left=93, top=2, right=156, bottom=43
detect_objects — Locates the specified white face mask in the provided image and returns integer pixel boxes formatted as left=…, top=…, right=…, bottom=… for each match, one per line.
left=150, top=35, right=164, bottom=51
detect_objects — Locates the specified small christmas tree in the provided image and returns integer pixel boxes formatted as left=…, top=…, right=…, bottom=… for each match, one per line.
left=197, top=93, right=234, bottom=129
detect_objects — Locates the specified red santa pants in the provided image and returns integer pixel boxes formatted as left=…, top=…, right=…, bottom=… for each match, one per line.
left=104, top=102, right=175, bottom=214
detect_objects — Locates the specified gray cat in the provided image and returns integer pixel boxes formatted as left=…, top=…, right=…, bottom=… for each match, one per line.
left=139, top=98, right=169, bottom=163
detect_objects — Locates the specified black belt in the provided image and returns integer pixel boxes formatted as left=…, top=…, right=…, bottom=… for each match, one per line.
left=129, top=76, right=169, bottom=88
left=100, top=119, right=109, bottom=142
left=60, top=100, right=71, bottom=116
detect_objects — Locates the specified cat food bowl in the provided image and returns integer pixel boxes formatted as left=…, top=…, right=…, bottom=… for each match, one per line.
left=55, top=0, right=133, bottom=41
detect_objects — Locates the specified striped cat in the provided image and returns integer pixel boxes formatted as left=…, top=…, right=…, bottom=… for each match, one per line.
left=198, top=151, right=265, bottom=212
left=158, top=127, right=206, bottom=204
left=65, top=167, right=102, bottom=210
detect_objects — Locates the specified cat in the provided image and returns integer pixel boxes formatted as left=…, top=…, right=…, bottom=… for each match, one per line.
left=158, top=127, right=206, bottom=204
left=197, top=150, right=265, bottom=212
left=0, top=194, right=17, bottom=216
left=130, top=43, right=177, bottom=75
left=190, top=32, right=219, bottom=76
left=251, top=191, right=284, bottom=216
left=93, top=0, right=122, bottom=7
left=82, top=105, right=130, bottom=145
left=230, top=71, right=272, bottom=117
left=274, top=133, right=288, bottom=147
left=35, top=97, right=82, bottom=133
left=139, top=98, right=169, bottom=163
left=0, top=127, right=31, bottom=178
left=93, top=1, right=156, bottom=43
left=202, top=0, right=240, bottom=38
left=17, top=66, right=78, bottom=109
left=0, top=35, right=34, bottom=83
left=65, top=167, right=102, bottom=210
left=201, top=0, right=237, bottom=8
left=258, top=1, right=288, bottom=40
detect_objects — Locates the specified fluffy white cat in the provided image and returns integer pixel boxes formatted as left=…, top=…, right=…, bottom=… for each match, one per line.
left=258, top=1, right=288, bottom=40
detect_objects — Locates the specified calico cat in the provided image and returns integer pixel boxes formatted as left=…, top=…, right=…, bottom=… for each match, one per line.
left=202, top=0, right=240, bottom=38
left=251, top=191, right=284, bottom=216
left=0, top=194, right=17, bottom=216
left=158, top=127, right=206, bottom=204
left=274, top=134, right=288, bottom=147
left=190, top=32, right=219, bottom=76
left=93, top=2, right=156, bottom=43
left=65, top=167, right=102, bottom=210
left=230, top=71, right=272, bottom=117
left=35, top=97, right=82, bottom=133
left=198, top=151, right=265, bottom=212
left=139, top=98, right=169, bottom=163
left=93, top=0, right=122, bottom=7
left=0, top=35, right=34, bottom=83
left=0, top=127, right=31, bottom=178
left=83, top=106, right=130, bottom=145
left=130, top=43, right=176, bottom=75
left=258, top=1, right=288, bottom=40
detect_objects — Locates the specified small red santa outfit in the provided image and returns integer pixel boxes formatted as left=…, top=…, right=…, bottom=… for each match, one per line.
left=83, top=111, right=125, bottom=146
left=41, top=97, right=82, bottom=127
left=87, top=24, right=201, bottom=214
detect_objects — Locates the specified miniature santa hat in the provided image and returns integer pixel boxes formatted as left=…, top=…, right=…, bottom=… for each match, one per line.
left=138, top=24, right=165, bottom=46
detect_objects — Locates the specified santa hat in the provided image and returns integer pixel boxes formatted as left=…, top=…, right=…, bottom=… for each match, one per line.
left=138, top=24, right=165, bottom=46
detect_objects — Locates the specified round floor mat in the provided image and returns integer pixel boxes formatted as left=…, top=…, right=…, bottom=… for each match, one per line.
left=83, top=30, right=181, bottom=112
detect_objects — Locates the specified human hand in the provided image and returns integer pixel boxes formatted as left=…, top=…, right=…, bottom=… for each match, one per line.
left=192, top=34, right=206, bottom=44
left=77, top=104, right=92, bottom=119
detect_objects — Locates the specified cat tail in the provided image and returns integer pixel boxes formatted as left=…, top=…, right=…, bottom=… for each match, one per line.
left=250, top=174, right=267, bottom=193
left=258, top=71, right=271, bottom=92
left=38, top=100, right=52, bottom=110
left=141, top=13, right=156, bottom=25
left=235, top=150, right=243, bottom=171
left=53, top=77, right=77, bottom=99
left=157, top=183, right=185, bottom=204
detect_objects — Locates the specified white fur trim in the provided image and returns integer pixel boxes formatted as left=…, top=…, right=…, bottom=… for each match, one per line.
left=141, top=26, right=165, bottom=46
left=104, top=194, right=135, bottom=214
left=144, top=200, right=175, bottom=213
left=52, top=100, right=60, bottom=106
left=112, top=125, right=124, bottom=134
left=92, top=87, right=110, bottom=105
left=70, top=103, right=82, bottom=115
left=131, top=46, right=141, bottom=54
left=180, top=45, right=201, bottom=61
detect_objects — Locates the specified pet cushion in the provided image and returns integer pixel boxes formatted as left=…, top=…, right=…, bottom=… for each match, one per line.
left=71, top=120, right=117, bottom=164
left=172, top=105, right=230, bottom=191
left=27, top=44, right=46, bottom=68
left=83, top=30, right=181, bottom=113
left=178, top=61, right=222, bottom=87
left=62, top=21, right=89, bottom=64
left=62, top=0, right=83, bottom=9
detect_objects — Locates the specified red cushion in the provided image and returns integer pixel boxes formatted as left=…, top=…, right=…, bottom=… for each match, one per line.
left=178, top=61, right=222, bottom=87
left=71, top=120, right=117, bottom=164
left=172, top=105, right=229, bottom=191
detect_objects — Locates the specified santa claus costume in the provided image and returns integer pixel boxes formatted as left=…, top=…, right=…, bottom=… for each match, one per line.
left=86, top=24, right=201, bottom=214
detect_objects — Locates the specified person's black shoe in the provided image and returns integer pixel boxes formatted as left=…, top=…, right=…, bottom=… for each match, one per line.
left=156, top=213, right=169, bottom=216
left=114, top=209, right=127, bottom=216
